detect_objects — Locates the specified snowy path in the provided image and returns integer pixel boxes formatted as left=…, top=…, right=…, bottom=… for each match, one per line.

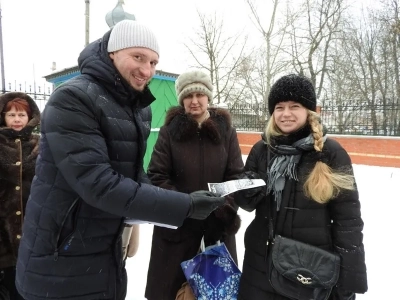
left=125, top=162, right=400, bottom=299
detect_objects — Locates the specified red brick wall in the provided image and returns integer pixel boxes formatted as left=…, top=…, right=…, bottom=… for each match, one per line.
left=237, top=132, right=400, bottom=168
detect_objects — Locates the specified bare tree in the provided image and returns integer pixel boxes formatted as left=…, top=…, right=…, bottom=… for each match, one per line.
left=377, top=0, right=400, bottom=134
left=244, top=0, right=289, bottom=105
left=323, top=41, right=361, bottom=133
left=336, top=4, right=400, bottom=135
left=184, top=10, right=248, bottom=105
left=285, top=0, right=347, bottom=101
left=182, top=0, right=398, bottom=135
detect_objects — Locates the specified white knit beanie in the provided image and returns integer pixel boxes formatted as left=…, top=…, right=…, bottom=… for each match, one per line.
left=175, top=71, right=213, bottom=105
left=107, top=20, right=160, bottom=56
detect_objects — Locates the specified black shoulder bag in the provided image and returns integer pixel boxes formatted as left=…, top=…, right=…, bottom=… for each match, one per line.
left=266, top=154, right=340, bottom=300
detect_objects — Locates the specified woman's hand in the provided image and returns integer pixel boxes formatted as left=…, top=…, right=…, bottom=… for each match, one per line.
left=234, top=171, right=266, bottom=212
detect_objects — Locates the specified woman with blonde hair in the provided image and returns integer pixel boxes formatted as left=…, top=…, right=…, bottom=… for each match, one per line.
left=235, top=74, right=367, bottom=300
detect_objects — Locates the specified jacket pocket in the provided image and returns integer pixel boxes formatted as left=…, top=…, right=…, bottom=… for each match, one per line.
left=54, top=197, right=81, bottom=260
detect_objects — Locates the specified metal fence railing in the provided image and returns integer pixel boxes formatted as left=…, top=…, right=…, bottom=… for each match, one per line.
left=4, top=81, right=399, bottom=137
left=320, top=104, right=399, bottom=136
left=3, top=81, right=53, bottom=112
left=228, top=103, right=269, bottom=132
left=227, top=103, right=400, bottom=136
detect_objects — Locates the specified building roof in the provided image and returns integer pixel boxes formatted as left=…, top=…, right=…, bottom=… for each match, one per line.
left=43, top=66, right=80, bottom=81
left=44, top=66, right=179, bottom=81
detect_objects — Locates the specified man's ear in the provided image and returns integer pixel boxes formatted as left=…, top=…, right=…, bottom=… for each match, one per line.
left=109, top=52, right=114, bottom=60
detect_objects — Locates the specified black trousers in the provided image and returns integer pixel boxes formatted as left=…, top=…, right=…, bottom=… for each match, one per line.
left=0, top=266, right=24, bottom=300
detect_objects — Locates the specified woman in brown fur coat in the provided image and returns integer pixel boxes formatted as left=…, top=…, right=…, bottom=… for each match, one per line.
left=0, top=92, right=40, bottom=300
left=145, top=70, right=244, bottom=300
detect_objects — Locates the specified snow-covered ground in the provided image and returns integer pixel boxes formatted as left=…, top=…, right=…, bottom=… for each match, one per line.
left=125, top=158, right=400, bottom=299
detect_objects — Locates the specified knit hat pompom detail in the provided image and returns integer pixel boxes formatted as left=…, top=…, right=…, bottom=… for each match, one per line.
left=107, top=20, right=160, bottom=56
left=175, top=70, right=213, bottom=106
left=268, top=74, right=316, bottom=114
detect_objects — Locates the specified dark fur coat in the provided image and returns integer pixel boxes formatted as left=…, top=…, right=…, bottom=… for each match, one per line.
left=145, top=106, right=244, bottom=300
left=0, top=92, right=40, bottom=269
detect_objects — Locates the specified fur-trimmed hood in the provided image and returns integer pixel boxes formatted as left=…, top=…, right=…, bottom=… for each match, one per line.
left=0, top=93, right=40, bottom=269
left=0, top=92, right=41, bottom=139
left=164, top=106, right=232, bottom=143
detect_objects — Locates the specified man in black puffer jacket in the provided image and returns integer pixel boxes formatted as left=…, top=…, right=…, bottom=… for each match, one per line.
left=15, top=20, right=224, bottom=300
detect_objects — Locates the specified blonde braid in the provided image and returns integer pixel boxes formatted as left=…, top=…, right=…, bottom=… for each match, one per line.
left=304, top=111, right=355, bottom=203
left=309, top=112, right=324, bottom=152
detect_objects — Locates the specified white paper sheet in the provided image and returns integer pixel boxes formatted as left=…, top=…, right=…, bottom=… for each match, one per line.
left=208, top=178, right=266, bottom=197
left=124, top=219, right=178, bottom=229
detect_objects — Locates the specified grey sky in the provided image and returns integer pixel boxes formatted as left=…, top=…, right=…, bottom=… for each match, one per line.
left=0, top=0, right=259, bottom=87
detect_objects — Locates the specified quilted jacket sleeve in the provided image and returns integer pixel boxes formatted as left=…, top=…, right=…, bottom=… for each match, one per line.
left=327, top=139, right=368, bottom=294
left=234, top=140, right=267, bottom=212
left=42, top=85, right=190, bottom=227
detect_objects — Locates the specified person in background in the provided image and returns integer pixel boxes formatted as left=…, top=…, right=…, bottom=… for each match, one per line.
left=0, top=92, right=40, bottom=300
left=234, top=74, right=368, bottom=300
left=145, top=70, right=244, bottom=300
left=15, top=20, right=224, bottom=300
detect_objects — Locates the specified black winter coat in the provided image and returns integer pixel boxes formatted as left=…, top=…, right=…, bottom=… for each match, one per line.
left=0, top=92, right=40, bottom=270
left=16, top=30, right=192, bottom=300
left=145, top=106, right=244, bottom=300
left=235, top=132, right=368, bottom=300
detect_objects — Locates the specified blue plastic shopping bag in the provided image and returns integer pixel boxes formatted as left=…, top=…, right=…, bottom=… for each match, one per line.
left=180, top=242, right=241, bottom=300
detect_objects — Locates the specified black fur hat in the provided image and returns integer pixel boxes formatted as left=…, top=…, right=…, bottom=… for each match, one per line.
left=268, top=74, right=316, bottom=115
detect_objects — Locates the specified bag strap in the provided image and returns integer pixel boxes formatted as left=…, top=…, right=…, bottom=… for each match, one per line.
left=265, top=196, right=274, bottom=261
left=265, top=149, right=276, bottom=260
left=200, top=236, right=220, bottom=252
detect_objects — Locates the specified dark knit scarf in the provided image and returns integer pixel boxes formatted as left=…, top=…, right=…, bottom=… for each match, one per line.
left=266, top=126, right=326, bottom=210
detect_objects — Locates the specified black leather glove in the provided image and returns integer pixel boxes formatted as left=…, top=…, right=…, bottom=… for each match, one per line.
left=187, top=190, right=225, bottom=220
left=234, top=171, right=266, bottom=212
left=239, top=171, right=264, bottom=198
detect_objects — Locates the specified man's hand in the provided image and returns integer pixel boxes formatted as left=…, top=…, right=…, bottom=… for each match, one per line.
left=187, top=190, right=225, bottom=220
